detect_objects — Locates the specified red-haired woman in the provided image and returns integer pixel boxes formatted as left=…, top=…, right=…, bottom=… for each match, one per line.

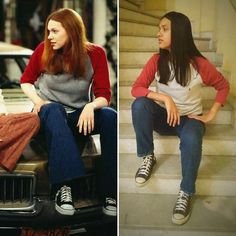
left=20, top=8, right=117, bottom=217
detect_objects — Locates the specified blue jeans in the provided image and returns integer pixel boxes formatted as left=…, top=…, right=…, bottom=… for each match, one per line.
left=38, top=103, right=117, bottom=199
left=132, top=97, right=205, bottom=194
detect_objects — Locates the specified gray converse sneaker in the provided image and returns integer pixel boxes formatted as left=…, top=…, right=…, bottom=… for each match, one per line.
left=55, top=185, right=75, bottom=216
left=172, top=190, right=192, bottom=225
left=135, top=154, right=156, bottom=186
left=103, top=197, right=117, bottom=216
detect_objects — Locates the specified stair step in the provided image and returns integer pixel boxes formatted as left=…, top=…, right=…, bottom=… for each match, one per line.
left=120, top=20, right=158, bottom=36
left=119, top=35, right=212, bottom=52
left=119, top=0, right=140, bottom=11
left=2, top=89, right=33, bottom=113
left=120, top=7, right=160, bottom=25
left=119, top=67, right=142, bottom=82
left=120, top=51, right=223, bottom=67
left=120, top=19, right=214, bottom=41
left=119, top=123, right=236, bottom=156
left=120, top=35, right=159, bottom=51
left=4, top=100, right=34, bottom=113
left=119, top=99, right=233, bottom=125
left=120, top=193, right=236, bottom=235
left=119, top=153, right=236, bottom=196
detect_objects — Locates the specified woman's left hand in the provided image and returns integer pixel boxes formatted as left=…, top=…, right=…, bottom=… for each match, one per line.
left=188, top=111, right=216, bottom=123
left=77, top=103, right=95, bottom=135
left=189, top=102, right=221, bottom=124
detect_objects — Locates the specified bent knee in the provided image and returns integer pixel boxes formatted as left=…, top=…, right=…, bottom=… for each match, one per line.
left=41, top=102, right=64, bottom=111
left=39, top=103, right=66, bottom=118
left=100, top=107, right=117, bottom=123
left=132, top=97, right=151, bottom=111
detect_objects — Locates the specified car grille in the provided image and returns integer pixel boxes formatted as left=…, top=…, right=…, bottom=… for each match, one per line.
left=0, top=174, right=35, bottom=210
left=76, top=173, right=97, bottom=198
left=74, top=172, right=100, bottom=209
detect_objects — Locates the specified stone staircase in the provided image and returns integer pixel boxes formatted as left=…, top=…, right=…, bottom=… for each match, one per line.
left=119, top=0, right=236, bottom=235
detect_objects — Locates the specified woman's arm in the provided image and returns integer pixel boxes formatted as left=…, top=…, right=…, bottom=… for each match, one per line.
left=197, top=57, right=230, bottom=105
left=88, top=96, right=108, bottom=109
left=21, top=83, right=50, bottom=113
left=20, top=43, right=48, bottom=113
left=77, top=97, right=108, bottom=135
left=147, top=91, right=180, bottom=127
left=131, top=54, right=159, bottom=98
left=188, top=102, right=221, bottom=123
left=89, top=45, right=111, bottom=105
left=191, top=57, right=230, bottom=123
left=78, top=45, right=111, bottom=135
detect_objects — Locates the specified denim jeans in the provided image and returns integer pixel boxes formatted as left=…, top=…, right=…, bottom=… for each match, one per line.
left=132, top=97, right=205, bottom=194
left=38, top=103, right=117, bottom=199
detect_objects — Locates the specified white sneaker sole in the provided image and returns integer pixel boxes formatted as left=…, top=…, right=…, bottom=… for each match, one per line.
left=55, top=204, right=75, bottom=216
left=135, top=162, right=156, bottom=187
left=103, top=207, right=117, bottom=216
left=172, top=213, right=190, bottom=225
left=135, top=177, right=151, bottom=187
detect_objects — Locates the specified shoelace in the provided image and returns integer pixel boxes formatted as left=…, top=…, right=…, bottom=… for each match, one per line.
left=138, top=155, right=154, bottom=176
left=175, top=191, right=190, bottom=211
left=60, top=186, right=72, bottom=203
left=106, top=197, right=116, bottom=206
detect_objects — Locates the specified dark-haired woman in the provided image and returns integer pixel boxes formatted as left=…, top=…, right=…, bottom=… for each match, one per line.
left=131, top=11, right=229, bottom=225
left=20, top=8, right=117, bottom=217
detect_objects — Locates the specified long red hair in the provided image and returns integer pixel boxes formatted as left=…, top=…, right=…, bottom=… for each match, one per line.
left=42, top=8, right=90, bottom=77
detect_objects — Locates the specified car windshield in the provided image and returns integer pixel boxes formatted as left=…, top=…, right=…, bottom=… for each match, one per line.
left=0, top=56, right=30, bottom=89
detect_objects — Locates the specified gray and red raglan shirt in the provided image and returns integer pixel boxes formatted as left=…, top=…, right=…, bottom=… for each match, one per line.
left=131, top=54, right=230, bottom=116
left=20, top=42, right=111, bottom=112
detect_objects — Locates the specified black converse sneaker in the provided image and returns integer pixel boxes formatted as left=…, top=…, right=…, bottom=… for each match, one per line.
left=103, top=198, right=117, bottom=216
left=135, top=154, right=156, bottom=186
left=172, top=190, right=192, bottom=225
left=55, top=185, right=75, bottom=215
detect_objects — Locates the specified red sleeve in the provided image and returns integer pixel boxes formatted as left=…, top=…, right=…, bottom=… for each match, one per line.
left=20, top=42, right=44, bottom=84
left=196, top=57, right=230, bottom=105
left=88, top=44, right=111, bottom=104
left=131, top=54, right=159, bottom=97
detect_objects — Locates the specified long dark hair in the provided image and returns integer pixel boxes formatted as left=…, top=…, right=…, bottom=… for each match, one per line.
left=158, top=11, right=204, bottom=86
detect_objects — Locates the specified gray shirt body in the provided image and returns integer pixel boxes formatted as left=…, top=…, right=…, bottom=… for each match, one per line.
left=36, top=56, right=94, bottom=113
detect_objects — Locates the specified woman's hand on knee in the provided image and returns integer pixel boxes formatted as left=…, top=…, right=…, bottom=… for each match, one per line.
left=188, top=112, right=213, bottom=123
left=33, top=100, right=51, bottom=113
left=164, top=96, right=180, bottom=127
left=77, top=103, right=95, bottom=135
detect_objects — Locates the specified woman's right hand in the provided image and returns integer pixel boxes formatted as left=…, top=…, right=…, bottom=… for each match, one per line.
left=163, top=95, right=180, bottom=127
left=33, top=100, right=50, bottom=113
left=147, top=91, right=180, bottom=127
left=20, top=83, right=50, bottom=114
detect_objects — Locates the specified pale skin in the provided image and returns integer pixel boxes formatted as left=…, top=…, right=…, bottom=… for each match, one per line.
left=21, top=19, right=108, bottom=136
left=146, top=17, right=222, bottom=127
